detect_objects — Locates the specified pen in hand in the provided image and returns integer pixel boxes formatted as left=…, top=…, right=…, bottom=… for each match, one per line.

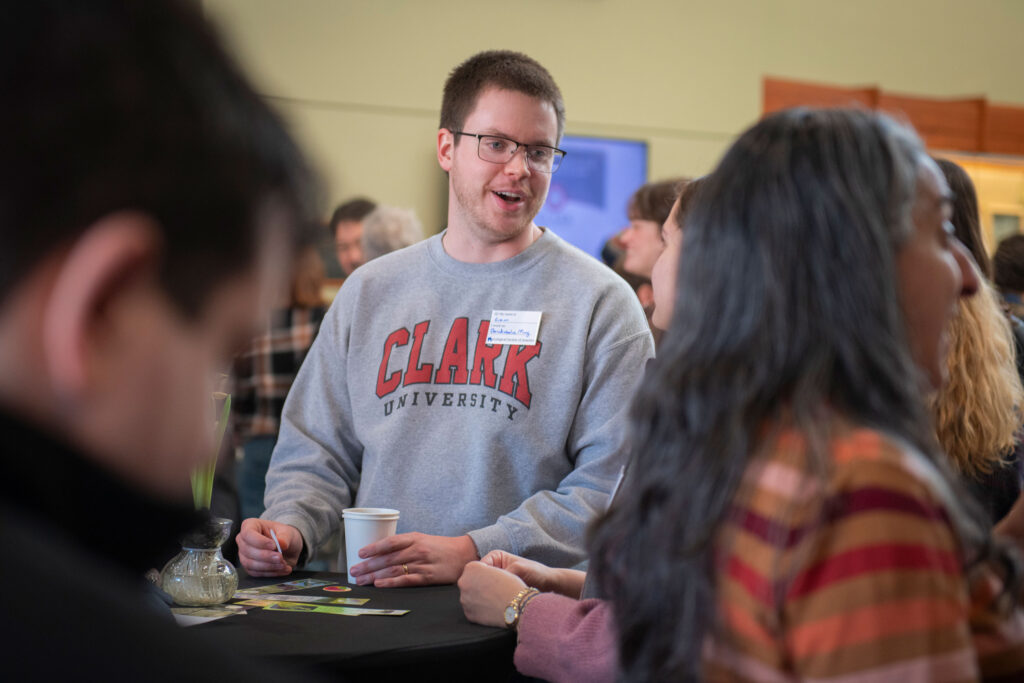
left=269, top=528, right=284, bottom=556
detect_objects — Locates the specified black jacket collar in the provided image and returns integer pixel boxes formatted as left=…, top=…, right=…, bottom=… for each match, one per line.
left=0, top=409, right=201, bottom=574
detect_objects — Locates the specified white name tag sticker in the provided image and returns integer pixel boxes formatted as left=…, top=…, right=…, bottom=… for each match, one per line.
left=486, top=310, right=543, bottom=346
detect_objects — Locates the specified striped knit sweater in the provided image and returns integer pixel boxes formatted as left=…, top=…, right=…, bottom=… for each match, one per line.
left=704, top=422, right=1024, bottom=682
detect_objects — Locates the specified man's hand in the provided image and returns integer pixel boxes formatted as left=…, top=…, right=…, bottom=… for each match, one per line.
left=236, top=518, right=303, bottom=577
left=458, top=561, right=527, bottom=628
left=348, top=533, right=479, bottom=587
left=481, top=549, right=586, bottom=598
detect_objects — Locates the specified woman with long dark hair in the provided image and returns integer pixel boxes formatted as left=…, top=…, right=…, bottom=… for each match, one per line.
left=590, top=108, right=1024, bottom=680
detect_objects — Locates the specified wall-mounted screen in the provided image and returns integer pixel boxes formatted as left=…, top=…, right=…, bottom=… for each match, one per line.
left=535, top=134, right=648, bottom=261
left=994, top=213, right=1022, bottom=243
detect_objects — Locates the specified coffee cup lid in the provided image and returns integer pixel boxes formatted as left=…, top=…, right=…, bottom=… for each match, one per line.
left=342, top=507, right=400, bottom=520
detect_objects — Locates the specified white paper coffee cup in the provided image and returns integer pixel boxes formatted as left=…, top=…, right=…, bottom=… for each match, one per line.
left=342, top=507, right=400, bottom=583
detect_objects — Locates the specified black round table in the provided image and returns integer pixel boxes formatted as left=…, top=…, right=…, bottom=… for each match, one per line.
left=197, top=570, right=517, bottom=683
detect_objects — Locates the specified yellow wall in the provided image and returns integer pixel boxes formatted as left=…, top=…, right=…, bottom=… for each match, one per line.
left=942, top=155, right=1024, bottom=254
left=202, top=0, right=1024, bottom=233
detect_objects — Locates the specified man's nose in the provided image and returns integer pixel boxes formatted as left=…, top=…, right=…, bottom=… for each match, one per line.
left=503, top=146, right=531, bottom=177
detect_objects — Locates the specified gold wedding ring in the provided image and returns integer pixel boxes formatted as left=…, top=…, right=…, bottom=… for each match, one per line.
left=402, top=563, right=409, bottom=575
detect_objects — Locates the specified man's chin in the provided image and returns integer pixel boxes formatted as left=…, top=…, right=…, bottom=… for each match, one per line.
left=480, top=213, right=533, bottom=238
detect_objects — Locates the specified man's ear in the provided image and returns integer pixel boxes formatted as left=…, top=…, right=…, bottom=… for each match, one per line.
left=42, top=211, right=161, bottom=399
left=437, top=128, right=455, bottom=172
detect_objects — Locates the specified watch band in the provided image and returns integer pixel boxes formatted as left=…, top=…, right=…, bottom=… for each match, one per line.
left=504, top=587, right=540, bottom=629
left=518, top=588, right=541, bottom=616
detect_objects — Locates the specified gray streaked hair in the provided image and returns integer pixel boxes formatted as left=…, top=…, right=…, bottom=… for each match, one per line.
left=361, top=206, right=424, bottom=262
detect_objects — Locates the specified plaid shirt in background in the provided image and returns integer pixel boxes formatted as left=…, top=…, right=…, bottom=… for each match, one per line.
left=231, top=305, right=327, bottom=443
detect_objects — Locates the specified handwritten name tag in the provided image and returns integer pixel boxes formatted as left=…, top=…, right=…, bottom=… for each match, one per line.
left=487, top=310, right=542, bottom=346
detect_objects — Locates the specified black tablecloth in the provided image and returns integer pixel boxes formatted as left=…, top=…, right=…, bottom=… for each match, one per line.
left=198, top=571, right=517, bottom=683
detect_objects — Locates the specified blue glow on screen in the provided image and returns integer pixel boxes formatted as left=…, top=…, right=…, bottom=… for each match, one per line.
left=536, top=135, right=648, bottom=261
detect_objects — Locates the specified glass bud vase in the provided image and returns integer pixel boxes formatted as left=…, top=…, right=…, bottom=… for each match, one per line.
left=160, top=516, right=239, bottom=606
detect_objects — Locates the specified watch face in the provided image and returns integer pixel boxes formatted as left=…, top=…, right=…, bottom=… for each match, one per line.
left=504, top=604, right=517, bottom=626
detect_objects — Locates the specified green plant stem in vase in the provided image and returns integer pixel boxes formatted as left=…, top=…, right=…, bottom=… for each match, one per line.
left=161, top=386, right=238, bottom=606
left=191, top=391, right=231, bottom=510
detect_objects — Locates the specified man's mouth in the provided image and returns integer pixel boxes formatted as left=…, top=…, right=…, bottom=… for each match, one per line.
left=493, top=190, right=524, bottom=206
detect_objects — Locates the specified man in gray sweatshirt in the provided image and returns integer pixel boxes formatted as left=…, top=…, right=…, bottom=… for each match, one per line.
left=237, top=50, right=654, bottom=586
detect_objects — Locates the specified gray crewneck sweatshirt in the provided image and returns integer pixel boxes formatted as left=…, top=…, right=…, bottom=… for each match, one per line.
left=263, top=228, right=653, bottom=567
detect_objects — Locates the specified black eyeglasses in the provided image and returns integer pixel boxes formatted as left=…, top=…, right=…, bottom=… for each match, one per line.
left=453, top=132, right=566, bottom=173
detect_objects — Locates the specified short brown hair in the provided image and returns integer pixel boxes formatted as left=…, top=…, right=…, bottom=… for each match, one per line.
left=440, top=50, right=565, bottom=142
left=329, top=197, right=376, bottom=230
left=995, top=234, right=1024, bottom=293
left=627, top=178, right=688, bottom=224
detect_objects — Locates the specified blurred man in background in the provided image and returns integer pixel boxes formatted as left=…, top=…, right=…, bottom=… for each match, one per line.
left=618, top=178, right=686, bottom=281
left=331, top=197, right=377, bottom=276
left=995, top=234, right=1024, bottom=320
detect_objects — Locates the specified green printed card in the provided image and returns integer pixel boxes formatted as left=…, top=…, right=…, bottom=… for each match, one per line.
left=234, top=579, right=339, bottom=596
left=235, top=594, right=369, bottom=607
left=262, top=601, right=409, bottom=617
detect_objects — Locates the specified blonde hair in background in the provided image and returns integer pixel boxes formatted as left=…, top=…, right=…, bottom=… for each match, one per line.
left=361, top=206, right=423, bottom=262
left=932, top=278, right=1024, bottom=477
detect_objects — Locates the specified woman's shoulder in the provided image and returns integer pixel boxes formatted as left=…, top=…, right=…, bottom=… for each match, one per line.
left=751, top=422, right=940, bottom=501
left=739, top=421, right=956, bottom=557
left=827, top=425, right=942, bottom=498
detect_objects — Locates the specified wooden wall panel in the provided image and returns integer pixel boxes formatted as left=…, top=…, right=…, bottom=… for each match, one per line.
left=763, top=77, right=877, bottom=115
left=984, top=105, right=1024, bottom=156
left=877, top=94, right=984, bottom=151
left=764, top=77, right=1024, bottom=155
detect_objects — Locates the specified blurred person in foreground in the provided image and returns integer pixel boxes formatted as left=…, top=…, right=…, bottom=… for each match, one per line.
left=931, top=158, right=1024, bottom=524
left=458, top=177, right=704, bottom=682
left=331, top=197, right=376, bottom=276
left=238, top=50, right=653, bottom=586
left=0, top=1, right=317, bottom=680
left=360, top=205, right=424, bottom=263
left=586, top=108, right=1024, bottom=680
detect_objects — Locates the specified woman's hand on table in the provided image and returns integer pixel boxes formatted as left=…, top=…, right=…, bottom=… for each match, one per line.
left=348, top=533, right=479, bottom=587
left=458, top=561, right=527, bottom=628
left=481, top=550, right=586, bottom=598
left=236, top=518, right=303, bottom=576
